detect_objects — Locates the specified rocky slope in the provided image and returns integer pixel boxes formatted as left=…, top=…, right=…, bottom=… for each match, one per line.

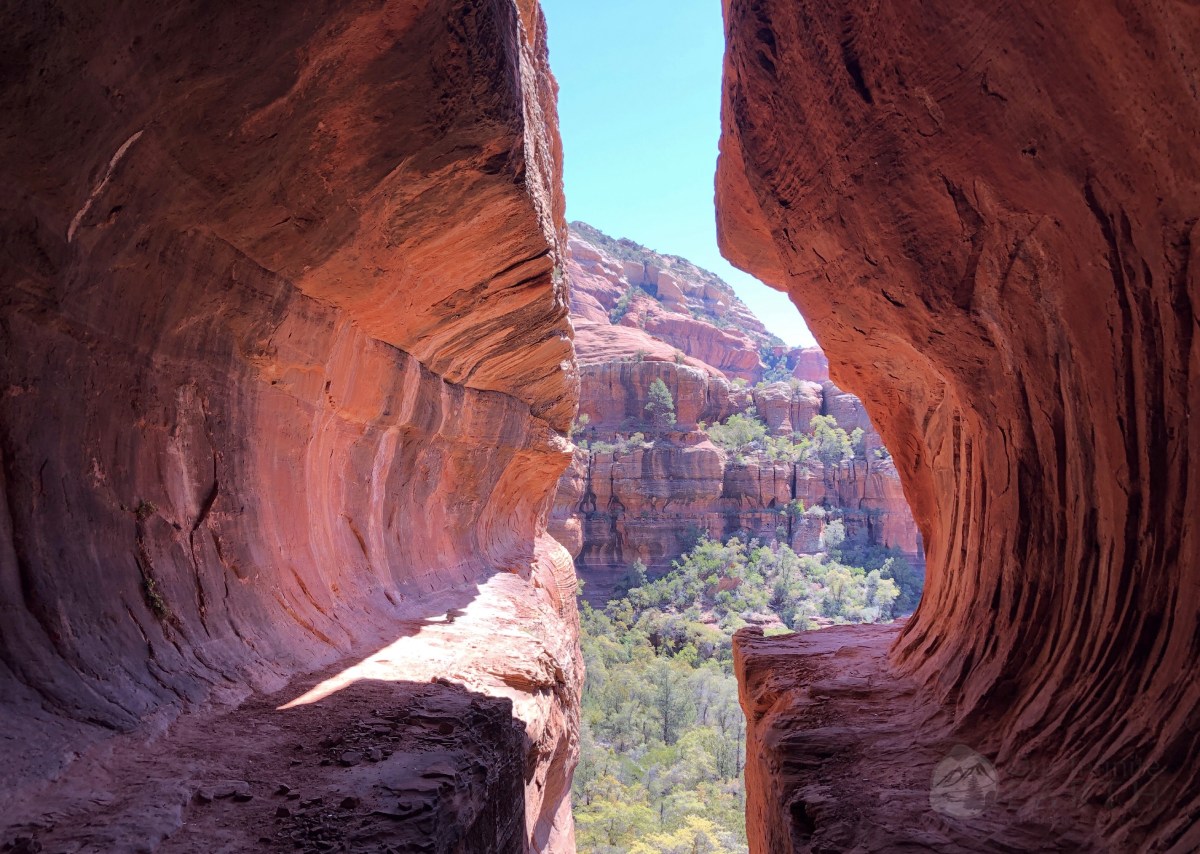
left=0, top=2, right=580, bottom=851
left=550, top=226, right=920, bottom=606
left=718, top=0, right=1200, bottom=850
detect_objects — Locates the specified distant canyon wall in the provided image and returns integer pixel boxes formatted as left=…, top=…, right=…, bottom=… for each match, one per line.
left=551, top=226, right=920, bottom=607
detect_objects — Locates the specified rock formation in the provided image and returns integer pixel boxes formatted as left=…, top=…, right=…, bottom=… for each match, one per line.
left=553, top=226, right=920, bottom=606
left=719, top=0, right=1200, bottom=850
left=0, top=1, right=580, bottom=851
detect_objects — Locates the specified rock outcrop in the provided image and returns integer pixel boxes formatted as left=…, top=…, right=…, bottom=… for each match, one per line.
left=568, top=222, right=780, bottom=381
left=554, top=226, right=920, bottom=606
left=719, top=0, right=1200, bottom=850
left=0, top=1, right=580, bottom=851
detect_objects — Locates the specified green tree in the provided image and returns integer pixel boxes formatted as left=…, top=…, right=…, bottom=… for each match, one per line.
left=646, top=378, right=677, bottom=429
left=810, top=414, right=854, bottom=469
left=820, top=519, right=846, bottom=551
left=648, top=658, right=695, bottom=745
left=706, top=411, right=766, bottom=451
left=570, top=412, right=590, bottom=440
left=850, top=426, right=866, bottom=459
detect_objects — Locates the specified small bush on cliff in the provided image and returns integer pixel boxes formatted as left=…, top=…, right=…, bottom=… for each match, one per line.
left=645, top=378, right=677, bottom=429
left=850, top=426, right=866, bottom=459
left=706, top=412, right=766, bottom=451
left=763, top=433, right=811, bottom=462
left=810, top=415, right=855, bottom=469
left=570, top=413, right=590, bottom=440
left=610, top=284, right=650, bottom=323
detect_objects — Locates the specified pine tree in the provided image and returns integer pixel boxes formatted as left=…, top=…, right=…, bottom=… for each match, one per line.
left=645, top=377, right=677, bottom=429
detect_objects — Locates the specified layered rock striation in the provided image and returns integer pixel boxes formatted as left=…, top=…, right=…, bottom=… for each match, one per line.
left=0, top=1, right=580, bottom=851
left=719, top=0, right=1200, bottom=850
left=552, top=226, right=920, bottom=606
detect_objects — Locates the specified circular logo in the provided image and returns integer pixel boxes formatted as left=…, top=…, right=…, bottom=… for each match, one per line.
left=929, top=744, right=999, bottom=818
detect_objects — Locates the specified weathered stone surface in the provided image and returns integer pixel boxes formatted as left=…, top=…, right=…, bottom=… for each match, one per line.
left=719, top=0, right=1200, bottom=849
left=0, top=1, right=580, bottom=850
left=752, top=380, right=822, bottom=434
left=577, top=360, right=732, bottom=433
left=788, top=346, right=830, bottom=384
left=620, top=297, right=764, bottom=379
left=567, top=222, right=779, bottom=381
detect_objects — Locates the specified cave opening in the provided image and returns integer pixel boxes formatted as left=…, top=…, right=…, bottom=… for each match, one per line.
left=9, top=0, right=1193, bottom=851
left=540, top=2, right=924, bottom=850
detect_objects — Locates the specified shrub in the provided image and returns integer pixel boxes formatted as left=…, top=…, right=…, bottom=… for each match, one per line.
left=610, top=285, right=648, bottom=323
left=810, top=415, right=854, bottom=468
left=570, top=413, right=590, bottom=439
left=645, top=378, right=676, bottom=429
left=706, top=412, right=767, bottom=451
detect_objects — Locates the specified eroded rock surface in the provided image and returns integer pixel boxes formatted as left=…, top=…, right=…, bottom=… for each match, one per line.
left=719, top=0, right=1200, bottom=850
left=0, top=1, right=580, bottom=850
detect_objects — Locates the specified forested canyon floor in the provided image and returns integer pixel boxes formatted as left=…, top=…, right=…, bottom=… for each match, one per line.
left=570, top=532, right=922, bottom=854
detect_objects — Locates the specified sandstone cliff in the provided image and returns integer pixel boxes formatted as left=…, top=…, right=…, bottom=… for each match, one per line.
left=553, top=226, right=920, bottom=607
left=718, top=0, right=1200, bottom=850
left=0, top=2, right=580, bottom=851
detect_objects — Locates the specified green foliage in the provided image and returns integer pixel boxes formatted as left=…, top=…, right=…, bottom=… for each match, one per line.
left=615, top=560, right=650, bottom=598
left=706, top=411, right=766, bottom=451
left=645, top=378, right=677, bottom=429
left=611, top=285, right=650, bottom=323
left=143, top=576, right=171, bottom=622
left=679, top=523, right=708, bottom=554
left=820, top=519, right=846, bottom=551
left=762, top=433, right=811, bottom=462
left=834, top=537, right=924, bottom=615
left=759, top=350, right=792, bottom=384
left=589, top=433, right=654, bottom=456
left=850, top=427, right=866, bottom=459
left=570, top=413, right=591, bottom=440
left=574, top=596, right=746, bottom=853
left=574, top=529, right=924, bottom=851
left=810, top=414, right=854, bottom=469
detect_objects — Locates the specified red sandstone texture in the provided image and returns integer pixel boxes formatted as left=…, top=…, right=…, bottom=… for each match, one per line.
left=719, top=0, right=1200, bottom=850
left=552, top=227, right=921, bottom=606
left=0, top=1, right=580, bottom=851
left=568, top=221, right=780, bottom=380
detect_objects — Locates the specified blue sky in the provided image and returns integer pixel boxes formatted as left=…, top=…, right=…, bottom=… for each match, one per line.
left=540, top=0, right=817, bottom=348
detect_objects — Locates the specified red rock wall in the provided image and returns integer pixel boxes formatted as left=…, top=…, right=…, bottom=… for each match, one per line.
left=719, top=0, right=1200, bottom=848
left=0, top=1, right=580, bottom=849
left=557, top=358, right=921, bottom=606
